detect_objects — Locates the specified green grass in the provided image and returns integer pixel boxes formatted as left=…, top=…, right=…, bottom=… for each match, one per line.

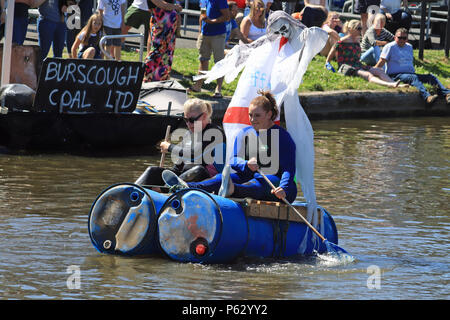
left=172, top=47, right=450, bottom=97
left=68, top=47, right=450, bottom=97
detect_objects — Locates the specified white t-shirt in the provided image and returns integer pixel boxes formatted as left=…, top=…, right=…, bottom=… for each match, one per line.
left=98, top=0, right=127, bottom=29
left=131, top=0, right=149, bottom=11
left=306, top=0, right=329, bottom=10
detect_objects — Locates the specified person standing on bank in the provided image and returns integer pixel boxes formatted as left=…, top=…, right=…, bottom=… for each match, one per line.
left=37, top=0, right=68, bottom=60
left=375, top=28, right=450, bottom=106
left=189, top=0, right=230, bottom=98
left=11, top=0, right=47, bottom=45
left=180, top=90, right=297, bottom=203
left=379, top=0, right=412, bottom=34
left=66, top=0, right=95, bottom=58
left=353, top=0, right=380, bottom=36
left=97, top=0, right=127, bottom=60
left=142, top=0, right=183, bottom=82
left=360, top=13, right=394, bottom=66
left=122, top=0, right=152, bottom=53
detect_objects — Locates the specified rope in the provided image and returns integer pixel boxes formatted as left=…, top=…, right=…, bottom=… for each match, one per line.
left=281, top=206, right=290, bottom=256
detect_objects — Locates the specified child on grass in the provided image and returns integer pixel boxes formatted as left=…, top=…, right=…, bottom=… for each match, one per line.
left=71, top=13, right=104, bottom=59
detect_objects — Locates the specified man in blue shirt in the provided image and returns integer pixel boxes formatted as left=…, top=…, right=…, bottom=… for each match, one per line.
left=375, top=28, right=450, bottom=106
left=190, top=0, right=230, bottom=98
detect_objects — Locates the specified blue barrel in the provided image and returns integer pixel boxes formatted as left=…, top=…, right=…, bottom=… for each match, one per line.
left=157, top=189, right=340, bottom=263
left=243, top=205, right=338, bottom=258
left=158, top=189, right=248, bottom=263
left=88, top=183, right=169, bottom=256
left=281, top=203, right=339, bottom=256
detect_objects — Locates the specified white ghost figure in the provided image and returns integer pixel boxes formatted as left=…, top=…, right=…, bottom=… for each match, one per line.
left=195, top=11, right=329, bottom=252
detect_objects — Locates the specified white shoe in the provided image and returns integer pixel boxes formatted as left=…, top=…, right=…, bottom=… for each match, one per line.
left=162, top=170, right=189, bottom=189
left=218, top=165, right=233, bottom=197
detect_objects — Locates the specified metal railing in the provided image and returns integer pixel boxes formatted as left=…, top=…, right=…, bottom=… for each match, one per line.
left=99, top=34, right=145, bottom=61
left=338, top=1, right=447, bottom=40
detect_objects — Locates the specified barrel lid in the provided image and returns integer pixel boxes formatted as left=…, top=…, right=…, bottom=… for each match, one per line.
left=158, top=189, right=223, bottom=262
left=88, top=183, right=157, bottom=255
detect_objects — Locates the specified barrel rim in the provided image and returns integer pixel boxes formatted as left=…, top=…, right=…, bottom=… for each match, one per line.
left=87, top=182, right=158, bottom=255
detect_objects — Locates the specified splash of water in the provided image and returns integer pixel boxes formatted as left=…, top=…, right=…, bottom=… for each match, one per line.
left=316, top=250, right=356, bottom=267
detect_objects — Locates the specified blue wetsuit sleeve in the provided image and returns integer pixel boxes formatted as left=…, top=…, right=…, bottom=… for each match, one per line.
left=230, top=128, right=254, bottom=178
left=278, top=130, right=296, bottom=191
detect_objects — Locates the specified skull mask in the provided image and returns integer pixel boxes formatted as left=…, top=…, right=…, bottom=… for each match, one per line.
left=266, top=11, right=305, bottom=42
left=271, top=19, right=292, bottom=39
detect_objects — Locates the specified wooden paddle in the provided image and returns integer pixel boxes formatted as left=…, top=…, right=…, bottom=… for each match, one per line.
left=160, top=125, right=171, bottom=167
left=257, top=169, right=349, bottom=256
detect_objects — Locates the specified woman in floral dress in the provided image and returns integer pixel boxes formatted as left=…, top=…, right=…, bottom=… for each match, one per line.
left=325, top=19, right=406, bottom=88
left=143, top=0, right=183, bottom=82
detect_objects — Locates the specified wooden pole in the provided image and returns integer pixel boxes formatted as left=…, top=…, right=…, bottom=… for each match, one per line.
left=257, top=169, right=327, bottom=242
left=445, top=4, right=450, bottom=58
left=1, top=0, right=15, bottom=86
left=159, top=125, right=171, bottom=167
left=419, top=0, right=427, bottom=60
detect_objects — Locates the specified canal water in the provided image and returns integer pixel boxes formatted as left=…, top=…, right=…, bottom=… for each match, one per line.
left=0, top=117, right=448, bottom=300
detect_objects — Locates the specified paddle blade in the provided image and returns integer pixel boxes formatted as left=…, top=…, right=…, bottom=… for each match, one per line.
left=324, top=240, right=353, bottom=260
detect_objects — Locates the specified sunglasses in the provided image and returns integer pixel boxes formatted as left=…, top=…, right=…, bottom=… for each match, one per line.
left=183, top=112, right=203, bottom=123
left=396, top=36, right=407, bottom=40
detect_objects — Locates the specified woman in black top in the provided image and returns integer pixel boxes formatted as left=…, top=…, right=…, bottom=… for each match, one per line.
left=135, top=98, right=226, bottom=190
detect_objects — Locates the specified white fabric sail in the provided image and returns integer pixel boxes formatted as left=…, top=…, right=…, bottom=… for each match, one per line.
left=197, top=11, right=328, bottom=253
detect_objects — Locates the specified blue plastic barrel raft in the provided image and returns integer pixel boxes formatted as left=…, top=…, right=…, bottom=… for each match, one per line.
left=157, top=188, right=339, bottom=264
left=88, top=185, right=340, bottom=263
left=88, top=183, right=168, bottom=256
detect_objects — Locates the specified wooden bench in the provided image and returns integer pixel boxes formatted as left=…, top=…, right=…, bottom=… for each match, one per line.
left=233, top=198, right=321, bottom=224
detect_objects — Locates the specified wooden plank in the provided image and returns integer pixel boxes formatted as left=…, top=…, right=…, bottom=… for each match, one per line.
left=233, top=198, right=321, bottom=223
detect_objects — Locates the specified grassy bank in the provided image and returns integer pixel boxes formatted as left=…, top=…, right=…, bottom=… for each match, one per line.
left=127, top=48, right=450, bottom=97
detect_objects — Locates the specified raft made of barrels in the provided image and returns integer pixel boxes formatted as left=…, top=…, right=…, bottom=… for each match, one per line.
left=88, top=183, right=340, bottom=264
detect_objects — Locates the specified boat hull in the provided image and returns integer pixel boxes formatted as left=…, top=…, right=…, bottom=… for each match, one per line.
left=0, top=112, right=183, bottom=155
left=87, top=184, right=340, bottom=263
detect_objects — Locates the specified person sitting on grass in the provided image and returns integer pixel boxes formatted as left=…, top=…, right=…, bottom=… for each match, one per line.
left=71, top=13, right=104, bottom=60
left=374, top=28, right=450, bottom=106
left=240, top=0, right=267, bottom=43
left=360, top=13, right=394, bottom=66
left=325, top=19, right=407, bottom=89
left=319, top=11, right=344, bottom=57
left=225, top=0, right=249, bottom=50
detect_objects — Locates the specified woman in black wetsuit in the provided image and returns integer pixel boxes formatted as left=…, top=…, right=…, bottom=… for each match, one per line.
left=135, top=98, right=226, bottom=189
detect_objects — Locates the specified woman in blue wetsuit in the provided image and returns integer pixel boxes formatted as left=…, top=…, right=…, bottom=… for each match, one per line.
left=187, top=90, right=297, bottom=203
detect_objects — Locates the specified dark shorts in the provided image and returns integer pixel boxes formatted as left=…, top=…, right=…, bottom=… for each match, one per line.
left=354, top=0, right=381, bottom=14
left=103, top=26, right=122, bottom=46
left=77, top=47, right=102, bottom=59
left=124, top=6, right=151, bottom=29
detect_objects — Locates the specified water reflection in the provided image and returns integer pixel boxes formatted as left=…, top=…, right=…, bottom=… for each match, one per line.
left=0, top=117, right=448, bottom=299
